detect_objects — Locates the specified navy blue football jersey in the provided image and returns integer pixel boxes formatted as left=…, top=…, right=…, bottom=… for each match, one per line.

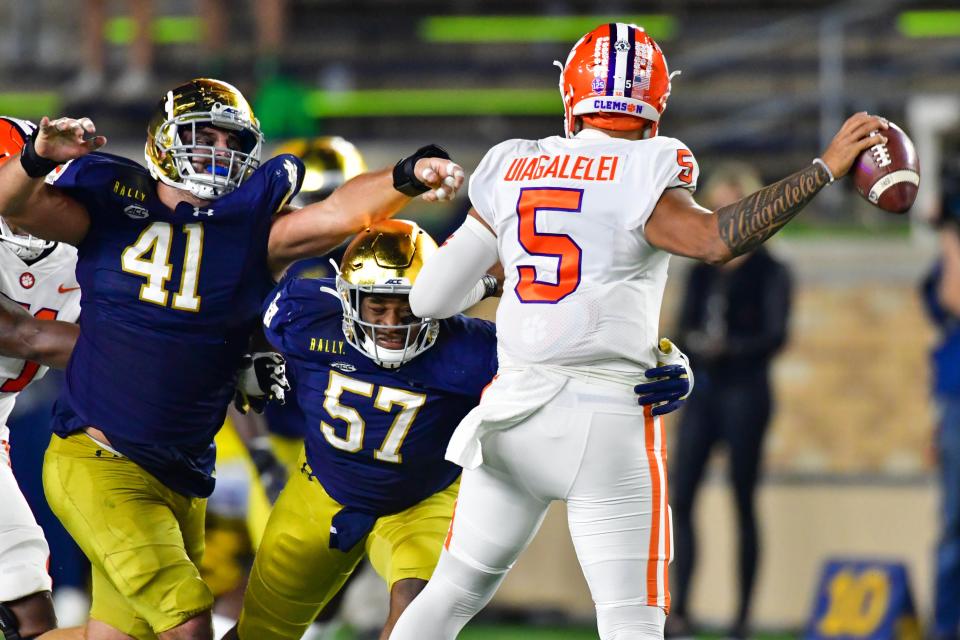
left=49, top=152, right=304, bottom=497
left=263, top=277, right=498, bottom=518
left=260, top=258, right=333, bottom=439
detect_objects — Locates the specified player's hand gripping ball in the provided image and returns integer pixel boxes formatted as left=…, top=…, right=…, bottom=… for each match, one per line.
left=852, top=122, right=920, bottom=214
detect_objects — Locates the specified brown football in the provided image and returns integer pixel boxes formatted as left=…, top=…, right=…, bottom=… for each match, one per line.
left=852, top=122, right=920, bottom=214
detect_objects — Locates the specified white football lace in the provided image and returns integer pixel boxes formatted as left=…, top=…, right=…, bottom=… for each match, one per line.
left=871, top=135, right=892, bottom=168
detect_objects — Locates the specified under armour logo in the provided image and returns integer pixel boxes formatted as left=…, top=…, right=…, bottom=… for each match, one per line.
left=192, top=207, right=215, bottom=217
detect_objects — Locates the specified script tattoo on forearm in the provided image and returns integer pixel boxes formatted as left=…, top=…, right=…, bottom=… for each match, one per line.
left=716, top=163, right=831, bottom=257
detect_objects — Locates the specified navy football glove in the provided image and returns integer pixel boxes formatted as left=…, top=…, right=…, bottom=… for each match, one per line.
left=234, top=351, right=290, bottom=414
left=635, top=338, right=694, bottom=416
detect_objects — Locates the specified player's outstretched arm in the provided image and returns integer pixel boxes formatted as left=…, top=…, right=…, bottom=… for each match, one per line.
left=267, top=147, right=465, bottom=277
left=0, top=294, right=79, bottom=369
left=646, top=112, right=889, bottom=264
left=0, top=117, right=103, bottom=245
left=410, top=210, right=500, bottom=319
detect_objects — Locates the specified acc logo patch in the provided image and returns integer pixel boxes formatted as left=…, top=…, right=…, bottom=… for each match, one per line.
left=124, top=204, right=150, bottom=220
left=330, top=361, right=357, bottom=373
left=19, top=272, right=35, bottom=289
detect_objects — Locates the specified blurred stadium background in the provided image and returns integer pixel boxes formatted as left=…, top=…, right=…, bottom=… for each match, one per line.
left=3, top=0, right=960, bottom=637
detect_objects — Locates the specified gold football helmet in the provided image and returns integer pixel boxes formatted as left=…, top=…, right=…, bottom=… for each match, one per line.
left=274, top=136, right=366, bottom=205
left=336, top=220, right=439, bottom=368
left=144, top=78, right=264, bottom=200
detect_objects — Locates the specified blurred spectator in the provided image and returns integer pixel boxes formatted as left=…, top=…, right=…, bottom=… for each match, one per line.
left=68, top=0, right=155, bottom=103
left=668, top=163, right=793, bottom=639
left=922, top=175, right=960, bottom=640
left=198, top=0, right=287, bottom=81
left=198, top=0, right=300, bottom=138
left=5, top=1, right=41, bottom=71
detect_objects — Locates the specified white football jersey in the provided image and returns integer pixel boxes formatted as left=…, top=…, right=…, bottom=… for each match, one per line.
left=469, top=129, right=699, bottom=373
left=0, top=241, right=80, bottom=441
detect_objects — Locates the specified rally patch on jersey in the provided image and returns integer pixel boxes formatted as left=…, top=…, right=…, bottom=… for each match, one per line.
left=309, top=337, right=347, bottom=355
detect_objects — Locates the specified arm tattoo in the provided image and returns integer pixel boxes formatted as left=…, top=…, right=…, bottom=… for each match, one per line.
left=716, top=162, right=831, bottom=257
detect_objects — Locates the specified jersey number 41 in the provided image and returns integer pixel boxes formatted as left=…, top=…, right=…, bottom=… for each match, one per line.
left=121, top=221, right=205, bottom=312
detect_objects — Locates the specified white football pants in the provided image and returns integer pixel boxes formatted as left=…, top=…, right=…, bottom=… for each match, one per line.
left=0, top=434, right=52, bottom=602
left=389, top=379, right=671, bottom=640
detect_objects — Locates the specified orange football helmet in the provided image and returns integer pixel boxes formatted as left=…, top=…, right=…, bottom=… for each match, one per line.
left=558, top=23, right=674, bottom=138
left=0, top=117, right=55, bottom=260
left=0, top=116, right=31, bottom=164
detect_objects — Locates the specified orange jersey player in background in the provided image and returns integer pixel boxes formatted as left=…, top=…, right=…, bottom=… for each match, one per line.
left=0, top=117, right=81, bottom=640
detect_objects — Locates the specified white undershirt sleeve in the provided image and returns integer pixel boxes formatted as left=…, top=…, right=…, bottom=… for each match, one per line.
left=410, top=215, right=499, bottom=319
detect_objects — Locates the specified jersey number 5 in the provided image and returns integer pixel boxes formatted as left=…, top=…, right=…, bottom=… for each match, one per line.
left=515, top=187, right=583, bottom=304
left=121, top=221, right=205, bottom=312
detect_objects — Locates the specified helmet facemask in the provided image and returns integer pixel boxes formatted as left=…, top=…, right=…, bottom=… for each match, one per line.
left=0, top=217, right=54, bottom=262
left=332, top=220, right=440, bottom=369
left=336, top=277, right=439, bottom=369
left=145, top=79, right=264, bottom=200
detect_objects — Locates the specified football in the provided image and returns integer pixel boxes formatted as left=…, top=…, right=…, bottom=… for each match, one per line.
left=852, top=122, right=920, bottom=214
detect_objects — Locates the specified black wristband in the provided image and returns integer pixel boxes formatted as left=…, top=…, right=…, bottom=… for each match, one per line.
left=393, top=144, right=451, bottom=196
left=20, top=131, right=60, bottom=178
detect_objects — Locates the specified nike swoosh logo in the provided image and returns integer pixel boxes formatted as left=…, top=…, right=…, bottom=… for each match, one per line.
left=58, top=284, right=80, bottom=294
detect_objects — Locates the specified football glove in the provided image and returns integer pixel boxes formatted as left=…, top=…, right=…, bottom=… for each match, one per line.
left=234, top=351, right=290, bottom=414
left=247, top=436, right=288, bottom=504
left=635, top=338, right=694, bottom=416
